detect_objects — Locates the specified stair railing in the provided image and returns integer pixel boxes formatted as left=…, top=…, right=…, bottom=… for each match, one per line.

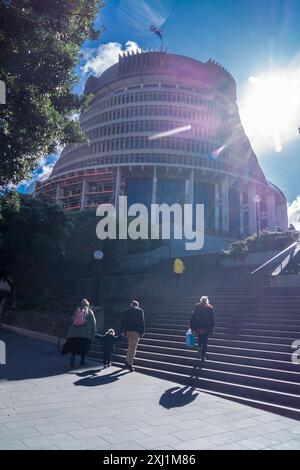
left=251, top=241, right=299, bottom=276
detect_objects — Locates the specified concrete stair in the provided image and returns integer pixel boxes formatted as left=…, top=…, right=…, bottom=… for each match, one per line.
left=89, top=266, right=300, bottom=418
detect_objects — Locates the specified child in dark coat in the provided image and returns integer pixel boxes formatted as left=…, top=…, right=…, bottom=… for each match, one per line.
left=95, top=329, right=122, bottom=367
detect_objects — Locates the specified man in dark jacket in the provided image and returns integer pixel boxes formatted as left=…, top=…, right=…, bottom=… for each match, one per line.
left=121, top=300, right=145, bottom=371
left=190, top=296, right=215, bottom=361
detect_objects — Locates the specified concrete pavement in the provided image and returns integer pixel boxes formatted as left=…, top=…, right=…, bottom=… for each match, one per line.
left=0, top=329, right=299, bottom=450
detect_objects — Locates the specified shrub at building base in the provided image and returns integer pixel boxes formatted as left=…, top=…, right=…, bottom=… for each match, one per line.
left=221, top=230, right=299, bottom=263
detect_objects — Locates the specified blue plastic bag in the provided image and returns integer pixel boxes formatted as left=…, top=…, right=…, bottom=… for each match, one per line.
left=185, top=328, right=196, bottom=347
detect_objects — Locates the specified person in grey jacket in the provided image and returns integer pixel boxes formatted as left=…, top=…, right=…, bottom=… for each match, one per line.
left=121, top=300, right=145, bottom=372
left=61, top=299, right=96, bottom=368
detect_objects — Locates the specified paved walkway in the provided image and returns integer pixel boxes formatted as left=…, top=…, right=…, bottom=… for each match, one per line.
left=0, top=329, right=299, bottom=450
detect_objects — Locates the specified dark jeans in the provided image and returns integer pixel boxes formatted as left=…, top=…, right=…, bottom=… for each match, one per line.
left=175, top=273, right=182, bottom=288
left=197, top=333, right=209, bottom=357
left=103, top=352, right=111, bottom=365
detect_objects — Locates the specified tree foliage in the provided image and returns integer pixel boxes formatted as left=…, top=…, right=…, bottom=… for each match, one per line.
left=0, top=195, right=167, bottom=310
left=0, top=0, right=103, bottom=186
left=222, top=230, right=300, bottom=261
left=0, top=193, right=71, bottom=291
left=0, top=197, right=125, bottom=309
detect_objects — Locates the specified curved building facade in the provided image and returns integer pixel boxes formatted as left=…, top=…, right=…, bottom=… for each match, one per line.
left=35, top=50, right=288, bottom=239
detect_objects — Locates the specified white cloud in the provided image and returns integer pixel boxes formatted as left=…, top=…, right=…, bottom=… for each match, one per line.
left=288, top=196, right=300, bottom=230
left=82, top=41, right=141, bottom=77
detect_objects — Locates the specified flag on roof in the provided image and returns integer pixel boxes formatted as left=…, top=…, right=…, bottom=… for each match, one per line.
left=149, top=25, right=163, bottom=40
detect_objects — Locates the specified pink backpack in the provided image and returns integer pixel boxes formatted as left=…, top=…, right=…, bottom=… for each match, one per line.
left=73, top=307, right=88, bottom=326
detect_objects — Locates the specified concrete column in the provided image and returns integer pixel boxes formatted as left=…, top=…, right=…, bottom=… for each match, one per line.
left=221, top=175, right=229, bottom=233
left=248, top=183, right=257, bottom=235
left=80, top=178, right=86, bottom=211
left=267, top=193, right=277, bottom=230
left=152, top=166, right=157, bottom=204
left=114, top=167, right=121, bottom=208
left=214, top=183, right=220, bottom=232
left=185, top=169, right=194, bottom=204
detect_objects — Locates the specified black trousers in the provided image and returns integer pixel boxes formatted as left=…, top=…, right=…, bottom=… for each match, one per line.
left=175, top=273, right=182, bottom=287
left=103, top=352, right=111, bottom=364
left=197, top=333, right=209, bottom=356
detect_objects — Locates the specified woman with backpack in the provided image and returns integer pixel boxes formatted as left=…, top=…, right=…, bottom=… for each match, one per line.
left=61, top=299, right=96, bottom=368
left=190, top=296, right=215, bottom=361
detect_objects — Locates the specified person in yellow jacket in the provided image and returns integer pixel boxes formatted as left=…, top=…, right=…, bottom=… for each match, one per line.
left=173, top=258, right=185, bottom=288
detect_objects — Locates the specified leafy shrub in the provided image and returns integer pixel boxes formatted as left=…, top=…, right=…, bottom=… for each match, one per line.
left=222, top=230, right=299, bottom=261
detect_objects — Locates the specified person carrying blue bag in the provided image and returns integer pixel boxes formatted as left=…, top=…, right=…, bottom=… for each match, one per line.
left=185, top=328, right=196, bottom=347
left=190, top=296, right=215, bottom=361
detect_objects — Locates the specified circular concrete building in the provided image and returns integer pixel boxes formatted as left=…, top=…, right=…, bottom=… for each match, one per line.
left=35, top=50, right=288, bottom=241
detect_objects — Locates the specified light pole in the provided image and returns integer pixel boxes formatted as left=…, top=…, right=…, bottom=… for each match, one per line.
left=253, top=194, right=261, bottom=238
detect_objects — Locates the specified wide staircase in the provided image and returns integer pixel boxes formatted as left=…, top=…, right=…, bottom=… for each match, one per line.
left=89, top=265, right=300, bottom=418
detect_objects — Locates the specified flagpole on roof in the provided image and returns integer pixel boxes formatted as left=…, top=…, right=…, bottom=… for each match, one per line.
left=149, top=24, right=164, bottom=51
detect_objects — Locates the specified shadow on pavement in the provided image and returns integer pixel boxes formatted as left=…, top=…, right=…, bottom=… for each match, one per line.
left=74, top=368, right=103, bottom=377
left=159, top=385, right=199, bottom=409
left=74, top=368, right=130, bottom=387
left=0, top=329, right=70, bottom=381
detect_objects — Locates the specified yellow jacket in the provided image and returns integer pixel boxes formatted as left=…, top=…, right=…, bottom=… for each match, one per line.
left=173, top=258, right=185, bottom=274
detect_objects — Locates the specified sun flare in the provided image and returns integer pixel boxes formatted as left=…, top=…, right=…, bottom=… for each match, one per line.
left=239, top=69, right=300, bottom=154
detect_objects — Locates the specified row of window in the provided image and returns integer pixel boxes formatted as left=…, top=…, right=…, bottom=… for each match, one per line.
left=36, top=170, right=116, bottom=191
left=60, top=182, right=113, bottom=198
left=60, top=137, right=223, bottom=165
left=54, top=152, right=234, bottom=178
left=61, top=194, right=114, bottom=210
left=61, top=187, right=81, bottom=198
left=81, top=105, right=217, bottom=131
left=88, top=90, right=216, bottom=118
left=44, top=177, right=269, bottom=211
left=62, top=199, right=80, bottom=210
left=59, top=182, right=260, bottom=202
left=85, top=120, right=224, bottom=142
left=60, top=181, right=114, bottom=199
left=85, top=194, right=113, bottom=207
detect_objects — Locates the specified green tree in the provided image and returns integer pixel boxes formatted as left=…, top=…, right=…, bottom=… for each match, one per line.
left=0, top=193, right=72, bottom=303
left=0, top=0, right=103, bottom=186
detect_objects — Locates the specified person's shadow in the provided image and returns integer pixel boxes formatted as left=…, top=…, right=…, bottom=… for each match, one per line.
left=74, top=367, right=130, bottom=387
left=159, top=386, right=199, bottom=409
left=74, top=368, right=102, bottom=377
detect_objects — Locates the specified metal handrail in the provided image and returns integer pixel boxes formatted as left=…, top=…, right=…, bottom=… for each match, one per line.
left=251, top=241, right=298, bottom=275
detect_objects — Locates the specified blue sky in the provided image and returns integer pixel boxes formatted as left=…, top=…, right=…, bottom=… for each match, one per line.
left=21, top=0, right=300, bottom=219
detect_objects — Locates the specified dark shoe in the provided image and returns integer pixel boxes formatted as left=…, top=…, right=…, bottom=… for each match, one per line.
left=103, top=364, right=107, bottom=368
left=129, top=365, right=135, bottom=372
left=107, top=362, right=111, bottom=367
